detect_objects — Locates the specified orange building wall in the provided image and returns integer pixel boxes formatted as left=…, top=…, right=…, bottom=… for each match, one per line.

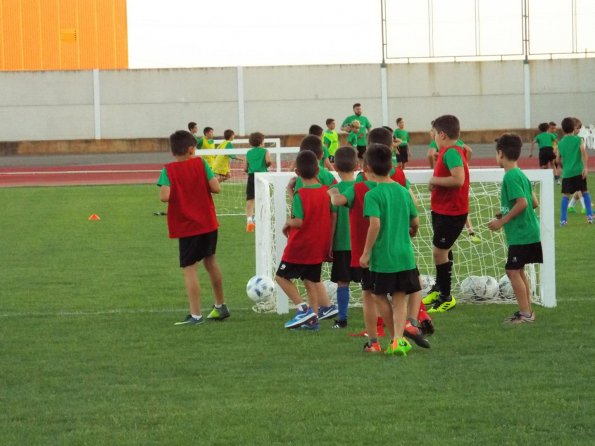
left=0, top=0, right=128, bottom=71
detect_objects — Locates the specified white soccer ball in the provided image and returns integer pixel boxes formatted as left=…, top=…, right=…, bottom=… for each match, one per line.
left=482, top=276, right=500, bottom=300
left=420, top=274, right=436, bottom=297
left=459, top=276, right=485, bottom=300
left=246, top=275, right=275, bottom=303
left=323, top=280, right=338, bottom=304
left=498, top=275, right=515, bottom=300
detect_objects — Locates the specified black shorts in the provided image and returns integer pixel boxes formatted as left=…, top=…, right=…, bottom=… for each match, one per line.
left=505, top=242, right=543, bottom=270
left=372, top=268, right=421, bottom=295
left=356, top=145, right=367, bottom=159
left=561, top=175, right=588, bottom=194
left=539, top=147, right=556, bottom=167
left=360, top=267, right=373, bottom=291
left=246, top=173, right=255, bottom=200
left=179, top=230, right=218, bottom=268
left=431, top=212, right=468, bottom=250
left=276, top=261, right=322, bottom=282
left=396, top=146, right=409, bottom=163
left=330, top=251, right=362, bottom=283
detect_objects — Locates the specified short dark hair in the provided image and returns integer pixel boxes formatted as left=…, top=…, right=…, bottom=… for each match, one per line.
left=325, top=118, right=335, bottom=126
left=433, top=114, right=460, bottom=139
left=203, top=126, right=213, bottom=135
left=249, top=132, right=265, bottom=147
left=548, top=121, right=557, bottom=127
left=299, top=135, right=323, bottom=159
left=223, top=129, right=235, bottom=140
left=364, top=143, right=392, bottom=176
left=353, top=103, right=361, bottom=109
left=561, top=117, right=575, bottom=134
left=538, top=122, right=549, bottom=132
left=368, top=127, right=393, bottom=148
left=496, top=134, right=523, bottom=161
left=334, top=146, right=357, bottom=173
left=188, top=122, right=197, bottom=131
left=308, top=124, right=324, bottom=137
left=295, top=150, right=319, bottom=180
left=170, top=130, right=196, bottom=156
left=573, top=117, right=582, bottom=129
left=396, top=117, right=404, bottom=125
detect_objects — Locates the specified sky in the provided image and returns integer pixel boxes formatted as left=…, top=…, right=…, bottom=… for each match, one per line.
left=127, top=0, right=595, bottom=69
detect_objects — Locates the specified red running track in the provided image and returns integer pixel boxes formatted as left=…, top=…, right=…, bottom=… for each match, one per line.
left=1, top=158, right=593, bottom=187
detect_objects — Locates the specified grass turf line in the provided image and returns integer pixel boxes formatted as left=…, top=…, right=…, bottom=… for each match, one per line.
left=0, top=183, right=594, bottom=445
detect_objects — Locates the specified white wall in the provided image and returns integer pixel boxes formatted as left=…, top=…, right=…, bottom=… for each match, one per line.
left=0, top=59, right=593, bottom=141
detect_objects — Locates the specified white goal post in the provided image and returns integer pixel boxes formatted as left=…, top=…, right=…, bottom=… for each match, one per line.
left=254, top=168, right=556, bottom=314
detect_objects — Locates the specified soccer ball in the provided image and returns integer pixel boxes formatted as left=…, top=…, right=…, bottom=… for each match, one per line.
left=420, top=274, right=436, bottom=297
left=323, top=280, right=338, bottom=304
left=246, top=275, right=275, bottom=303
left=460, top=276, right=499, bottom=301
left=498, top=275, right=515, bottom=300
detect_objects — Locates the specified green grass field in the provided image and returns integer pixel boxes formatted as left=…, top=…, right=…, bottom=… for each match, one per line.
left=1, top=183, right=594, bottom=445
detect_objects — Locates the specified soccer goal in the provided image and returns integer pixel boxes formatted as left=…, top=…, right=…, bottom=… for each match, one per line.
left=193, top=142, right=299, bottom=216
left=254, top=168, right=556, bottom=314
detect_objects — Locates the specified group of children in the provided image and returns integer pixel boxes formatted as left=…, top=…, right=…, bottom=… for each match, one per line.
left=157, top=111, right=591, bottom=358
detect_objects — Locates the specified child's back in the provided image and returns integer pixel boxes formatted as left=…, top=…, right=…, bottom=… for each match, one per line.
left=558, top=134, right=583, bottom=178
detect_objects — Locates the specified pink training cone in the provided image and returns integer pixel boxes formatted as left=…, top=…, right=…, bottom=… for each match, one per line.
left=88, top=214, right=101, bottom=221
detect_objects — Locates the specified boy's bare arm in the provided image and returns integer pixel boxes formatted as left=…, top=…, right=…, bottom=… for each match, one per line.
left=324, top=157, right=335, bottom=171
left=463, top=144, right=473, bottom=161
left=282, top=217, right=303, bottom=237
left=487, top=197, right=528, bottom=231
left=531, top=191, right=539, bottom=209
left=581, top=140, right=588, bottom=178
left=327, top=188, right=347, bottom=206
left=265, top=150, right=272, bottom=167
left=329, top=212, right=337, bottom=258
left=208, top=177, right=221, bottom=194
left=430, top=166, right=465, bottom=188
left=409, top=216, right=419, bottom=238
left=159, top=185, right=170, bottom=202
left=360, top=216, right=380, bottom=268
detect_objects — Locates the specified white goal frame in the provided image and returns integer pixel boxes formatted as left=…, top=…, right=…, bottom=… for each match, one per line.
left=255, top=168, right=556, bottom=314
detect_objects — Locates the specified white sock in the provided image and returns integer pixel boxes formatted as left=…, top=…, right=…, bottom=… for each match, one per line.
left=191, top=314, right=202, bottom=320
left=580, top=197, right=585, bottom=209
left=569, top=197, right=577, bottom=207
left=247, top=216, right=253, bottom=223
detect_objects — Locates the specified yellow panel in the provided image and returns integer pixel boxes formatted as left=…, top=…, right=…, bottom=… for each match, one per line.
left=113, top=0, right=128, bottom=68
left=2, top=0, right=24, bottom=70
left=77, top=0, right=98, bottom=69
left=21, top=0, right=43, bottom=70
left=58, top=0, right=77, bottom=69
left=40, top=0, right=61, bottom=69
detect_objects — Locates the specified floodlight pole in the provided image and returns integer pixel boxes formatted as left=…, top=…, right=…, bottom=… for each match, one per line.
left=522, top=0, right=531, bottom=129
left=380, top=0, right=389, bottom=126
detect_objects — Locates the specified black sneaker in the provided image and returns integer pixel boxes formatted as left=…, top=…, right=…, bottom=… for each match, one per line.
left=331, top=319, right=347, bottom=329
left=206, top=304, right=230, bottom=321
left=404, top=324, right=431, bottom=348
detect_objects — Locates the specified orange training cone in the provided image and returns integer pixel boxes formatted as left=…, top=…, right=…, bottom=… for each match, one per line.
left=88, top=214, right=101, bottom=221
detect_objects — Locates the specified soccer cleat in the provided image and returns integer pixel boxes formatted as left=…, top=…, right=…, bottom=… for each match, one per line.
left=385, top=338, right=412, bottom=357
left=174, top=314, right=204, bottom=326
left=349, top=329, right=368, bottom=337
left=284, top=307, right=316, bottom=329
left=363, top=341, right=382, bottom=353
left=469, top=234, right=481, bottom=244
left=206, top=304, right=230, bottom=321
left=332, top=319, right=347, bottom=329
left=422, top=289, right=440, bottom=306
left=404, top=323, right=431, bottom=348
left=568, top=206, right=576, bottom=214
left=588, top=216, right=594, bottom=224
left=246, top=221, right=255, bottom=232
left=560, top=220, right=567, bottom=227
left=318, top=305, right=339, bottom=320
left=427, top=296, right=457, bottom=313
left=504, top=311, right=535, bottom=324
left=298, top=317, right=320, bottom=331
left=417, top=306, right=435, bottom=335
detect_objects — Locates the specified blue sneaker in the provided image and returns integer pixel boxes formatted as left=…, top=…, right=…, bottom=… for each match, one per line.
left=284, top=307, right=316, bottom=329
left=318, top=305, right=339, bottom=320
left=174, top=314, right=204, bottom=326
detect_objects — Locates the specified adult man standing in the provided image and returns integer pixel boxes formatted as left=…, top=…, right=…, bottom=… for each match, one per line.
left=341, top=103, right=372, bottom=160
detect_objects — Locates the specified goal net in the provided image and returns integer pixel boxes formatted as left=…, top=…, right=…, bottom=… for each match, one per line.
left=254, top=168, right=556, bottom=314
left=193, top=139, right=298, bottom=216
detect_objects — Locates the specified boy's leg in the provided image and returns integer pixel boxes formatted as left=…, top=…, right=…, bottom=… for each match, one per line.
left=375, top=294, right=394, bottom=340
left=203, top=255, right=224, bottom=306
left=275, top=275, right=304, bottom=306
left=560, top=193, right=570, bottom=225
left=182, top=263, right=201, bottom=316
left=362, top=290, right=378, bottom=338
left=428, top=246, right=456, bottom=313
left=582, top=190, right=593, bottom=221
left=304, top=279, right=320, bottom=313
left=335, top=280, right=350, bottom=325
left=505, top=269, right=534, bottom=323
left=391, top=292, right=408, bottom=340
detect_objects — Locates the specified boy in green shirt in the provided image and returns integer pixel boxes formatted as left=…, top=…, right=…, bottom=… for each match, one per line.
left=245, top=132, right=272, bottom=232
left=488, top=134, right=542, bottom=323
left=360, top=144, right=421, bottom=357
left=196, top=126, right=215, bottom=168
left=556, top=117, right=593, bottom=225
left=323, top=118, right=340, bottom=163
left=289, top=135, right=337, bottom=195
left=393, top=117, right=410, bottom=169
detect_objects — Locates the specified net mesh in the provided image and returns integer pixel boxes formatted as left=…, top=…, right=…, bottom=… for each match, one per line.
left=253, top=170, right=551, bottom=313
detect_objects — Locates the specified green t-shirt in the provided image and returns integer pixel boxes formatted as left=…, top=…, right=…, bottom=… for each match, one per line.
left=500, top=167, right=540, bottom=246
left=323, top=130, right=340, bottom=156
left=342, top=115, right=371, bottom=146
left=319, top=147, right=330, bottom=169
left=363, top=182, right=418, bottom=273
left=347, top=131, right=359, bottom=147
left=429, top=139, right=464, bottom=152
left=443, top=147, right=464, bottom=169
left=355, top=170, right=410, bottom=189
left=156, top=157, right=214, bottom=187
left=558, top=135, right=583, bottom=178
left=534, top=132, right=556, bottom=150
left=330, top=180, right=355, bottom=251
left=393, top=128, right=409, bottom=148
left=294, top=167, right=336, bottom=191
left=246, top=147, right=269, bottom=174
